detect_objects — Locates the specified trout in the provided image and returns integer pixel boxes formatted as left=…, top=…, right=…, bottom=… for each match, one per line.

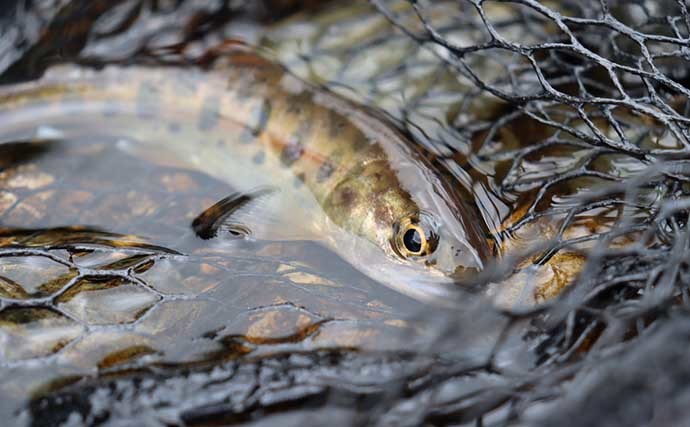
left=0, top=44, right=490, bottom=304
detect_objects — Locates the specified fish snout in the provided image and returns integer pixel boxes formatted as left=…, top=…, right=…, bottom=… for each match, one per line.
left=428, top=239, right=484, bottom=280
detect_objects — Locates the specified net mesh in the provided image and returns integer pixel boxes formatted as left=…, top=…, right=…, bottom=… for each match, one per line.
left=361, top=1, right=690, bottom=425
left=2, top=0, right=690, bottom=426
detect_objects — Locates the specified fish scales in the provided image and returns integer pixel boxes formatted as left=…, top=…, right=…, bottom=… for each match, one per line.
left=0, top=46, right=489, bottom=304
left=219, top=53, right=389, bottom=213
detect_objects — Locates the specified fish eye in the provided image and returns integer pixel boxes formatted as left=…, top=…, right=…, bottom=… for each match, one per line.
left=393, top=213, right=440, bottom=259
left=403, top=225, right=424, bottom=255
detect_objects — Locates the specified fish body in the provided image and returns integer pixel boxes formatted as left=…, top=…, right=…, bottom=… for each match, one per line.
left=0, top=45, right=490, bottom=304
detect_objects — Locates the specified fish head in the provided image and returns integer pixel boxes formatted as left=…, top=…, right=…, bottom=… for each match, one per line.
left=324, top=157, right=489, bottom=298
left=389, top=208, right=486, bottom=278
left=326, top=199, right=488, bottom=305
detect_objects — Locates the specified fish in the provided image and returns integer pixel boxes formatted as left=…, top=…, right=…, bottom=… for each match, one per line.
left=0, top=43, right=491, bottom=304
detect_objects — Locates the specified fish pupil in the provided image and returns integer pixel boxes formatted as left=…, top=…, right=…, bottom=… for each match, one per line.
left=403, top=228, right=423, bottom=254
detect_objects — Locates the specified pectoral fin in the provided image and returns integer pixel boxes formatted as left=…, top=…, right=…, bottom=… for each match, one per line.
left=191, top=187, right=320, bottom=241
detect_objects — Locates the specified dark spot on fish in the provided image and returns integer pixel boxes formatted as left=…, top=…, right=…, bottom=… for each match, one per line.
left=241, top=100, right=272, bottom=144
left=252, top=151, right=265, bottom=165
left=168, top=122, right=181, bottom=133
left=137, top=82, right=159, bottom=119
left=287, top=104, right=302, bottom=115
left=352, top=135, right=369, bottom=151
left=339, top=187, right=357, bottom=208
left=252, top=100, right=272, bottom=136
left=198, top=95, right=220, bottom=131
left=286, top=93, right=311, bottom=115
left=293, top=173, right=305, bottom=188
left=328, top=110, right=347, bottom=138
left=281, top=121, right=311, bottom=167
left=280, top=136, right=304, bottom=167
left=217, top=139, right=225, bottom=147
left=316, top=160, right=335, bottom=183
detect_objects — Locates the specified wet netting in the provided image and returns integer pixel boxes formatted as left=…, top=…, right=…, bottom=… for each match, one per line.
left=366, top=0, right=690, bottom=424
left=2, top=0, right=690, bottom=426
